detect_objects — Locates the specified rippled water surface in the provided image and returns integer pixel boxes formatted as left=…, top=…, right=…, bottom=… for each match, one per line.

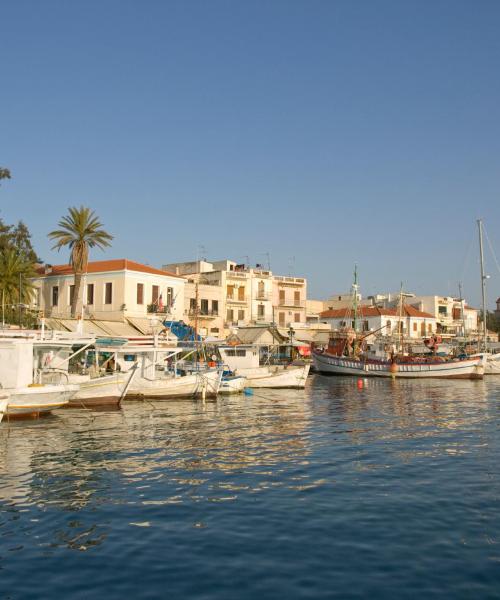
left=2, top=375, right=500, bottom=599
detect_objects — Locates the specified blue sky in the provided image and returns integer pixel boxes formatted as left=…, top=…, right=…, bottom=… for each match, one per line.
left=1, top=0, right=499, bottom=306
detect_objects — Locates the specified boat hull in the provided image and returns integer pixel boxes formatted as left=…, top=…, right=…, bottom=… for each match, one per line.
left=219, top=376, right=247, bottom=394
left=238, top=364, right=310, bottom=389
left=485, top=354, right=500, bottom=375
left=4, top=385, right=75, bottom=417
left=68, top=373, right=128, bottom=407
left=312, top=351, right=484, bottom=379
left=126, top=369, right=222, bottom=399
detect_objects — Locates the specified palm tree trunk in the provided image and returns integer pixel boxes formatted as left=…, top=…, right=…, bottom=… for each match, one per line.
left=71, top=271, right=83, bottom=319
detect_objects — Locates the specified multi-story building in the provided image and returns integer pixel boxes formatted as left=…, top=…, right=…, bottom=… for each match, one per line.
left=319, top=305, right=437, bottom=339
left=30, top=259, right=185, bottom=323
left=163, top=259, right=307, bottom=335
left=272, top=275, right=307, bottom=327
left=408, top=295, right=478, bottom=336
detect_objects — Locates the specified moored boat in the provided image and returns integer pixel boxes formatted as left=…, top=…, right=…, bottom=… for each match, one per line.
left=312, top=346, right=485, bottom=379
left=218, top=345, right=310, bottom=389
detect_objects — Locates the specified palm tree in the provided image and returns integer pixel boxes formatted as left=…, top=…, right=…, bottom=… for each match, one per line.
left=48, top=206, right=113, bottom=318
left=0, top=247, right=35, bottom=325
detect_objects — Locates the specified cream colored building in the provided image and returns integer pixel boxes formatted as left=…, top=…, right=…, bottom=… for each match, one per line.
left=31, top=259, right=185, bottom=323
left=163, top=259, right=307, bottom=336
left=272, top=275, right=307, bottom=327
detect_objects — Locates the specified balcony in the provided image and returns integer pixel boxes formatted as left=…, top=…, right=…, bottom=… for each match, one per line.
left=277, top=300, right=305, bottom=308
left=274, top=276, right=305, bottom=286
left=255, top=292, right=272, bottom=301
left=147, top=304, right=171, bottom=314
left=226, top=295, right=248, bottom=304
left=227, top=271, right=248, bottom=279
left=187, top=309, right=219, bottom=318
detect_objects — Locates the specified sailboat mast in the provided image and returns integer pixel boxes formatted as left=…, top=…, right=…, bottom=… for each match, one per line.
left=478, top=219, right=488, bottom=351
left=352, top=265, right=358, bottom=332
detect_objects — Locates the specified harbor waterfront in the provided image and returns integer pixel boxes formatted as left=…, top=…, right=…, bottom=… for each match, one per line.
left=2, top=375, right=500, bottom=599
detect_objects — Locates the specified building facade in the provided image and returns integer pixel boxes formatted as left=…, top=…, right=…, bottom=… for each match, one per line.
left=163, top=259, right=307, bottom=336
left=319, top=305, right=437, bottom=339
left=31, top=259, right=185, bottom=322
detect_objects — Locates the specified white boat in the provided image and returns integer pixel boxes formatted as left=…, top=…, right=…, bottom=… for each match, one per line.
left=5, top=384, right=75, bottom=417
left=98, top=342, right=223, bottom=400
left=0, top=392, right=10, bottom=423
left=35, top=335, right=223, bottom=403
left=312, top=347, right=485, bottom=379
left=219, top=375, right=247, bottom=394
left=485, top=353, right=500, bottom=375
left=218, top=345, right=310, bottom=389
left=0, top=338, right=76, bottom=418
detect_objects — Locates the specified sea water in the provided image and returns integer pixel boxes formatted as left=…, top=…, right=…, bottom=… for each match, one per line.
left=1, top=376, right=500, bottom=599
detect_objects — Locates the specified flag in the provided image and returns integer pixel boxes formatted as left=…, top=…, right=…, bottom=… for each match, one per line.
left=158, top=294, right=164, bottom=311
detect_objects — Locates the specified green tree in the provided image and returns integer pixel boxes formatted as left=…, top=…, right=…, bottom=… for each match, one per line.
left=11, top=220, right=40, bottom=263
left=0, top=247, right=36, bottom=326
left=48, top=206, right=113, bottom=318
left=0, top=167, right=11, bottom=184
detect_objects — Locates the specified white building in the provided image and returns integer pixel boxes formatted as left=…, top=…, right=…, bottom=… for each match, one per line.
left=320, top=305, right=437, bottom=339
left=31, top=259, right=185, bottom=324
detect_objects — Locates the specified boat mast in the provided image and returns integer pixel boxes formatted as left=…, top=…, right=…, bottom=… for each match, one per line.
left=478, top=219, right=488, bottom=351
left=352, top=265, right=358, bottom=333
left=458, top=282, right=467, bottom=340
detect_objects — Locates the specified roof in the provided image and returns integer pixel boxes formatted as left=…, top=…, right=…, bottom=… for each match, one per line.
left=36, top=259, right=183, bottom=279
left=320, top=305, right=435, bottom=319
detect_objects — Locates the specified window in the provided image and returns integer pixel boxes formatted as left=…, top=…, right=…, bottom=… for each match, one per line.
left=225, top=348, right=247, bottom=357
left=386, top=320, right=392, bottom=332
left=428, top=323, right=432, bottom=333
left=227, top=308, right=234, bottom=322
left=238, top=286, right=245, bottom=301
left=166, top=287, right=173, bottom=307
left=212, top=300, right=219, bottom=315
left=69, top=285, right=75, bottom=306
left=295, top=313, right=301, bottom=322
left=152, top=285, right=159, bottom=304
left=238, top=309, right=245, bottom=321
left=104, top=282, right=113, bottom=305
left=294, top=291, right=300, bottom=306
left=258, top=304, right=265, bottom=318
left=227, top=285, right=234, bottom=299
left=413, top=322, right=417, bottom=332
left=279, top=312, right=285, bottom=326
left=137, top=283, right=144, bottom=305
left=421, top=322, right=426, bottom=336
left=258, top=281, right=265, bottom=297
left=52, top=286, right=59, bottom=307
left=190, top=298, right=197, bottom=312
left=211, top=327, right=219, bottom=333
left=279, top=290, right=285, bottom=304
left=201, top=299, right=209, bottom=314
left=438, top=305, right=447, bottom=315
left=87, top=283, right=94, bottom=305
left=363, top=320, right=369, bottom=332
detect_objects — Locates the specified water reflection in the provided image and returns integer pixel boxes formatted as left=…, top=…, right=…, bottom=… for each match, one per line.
left=1, top=375, right=499, bottom=568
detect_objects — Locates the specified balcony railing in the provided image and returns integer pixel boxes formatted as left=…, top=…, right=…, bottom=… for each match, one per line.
left=226, top=295, right=248, bottom=303
left=277, top=300, right=305, bottom=308
left=255, top=292, right=272, bottom=301
left=187, top=309, right=219, bottom=318
left=147, top=304, right=171, bottom=314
